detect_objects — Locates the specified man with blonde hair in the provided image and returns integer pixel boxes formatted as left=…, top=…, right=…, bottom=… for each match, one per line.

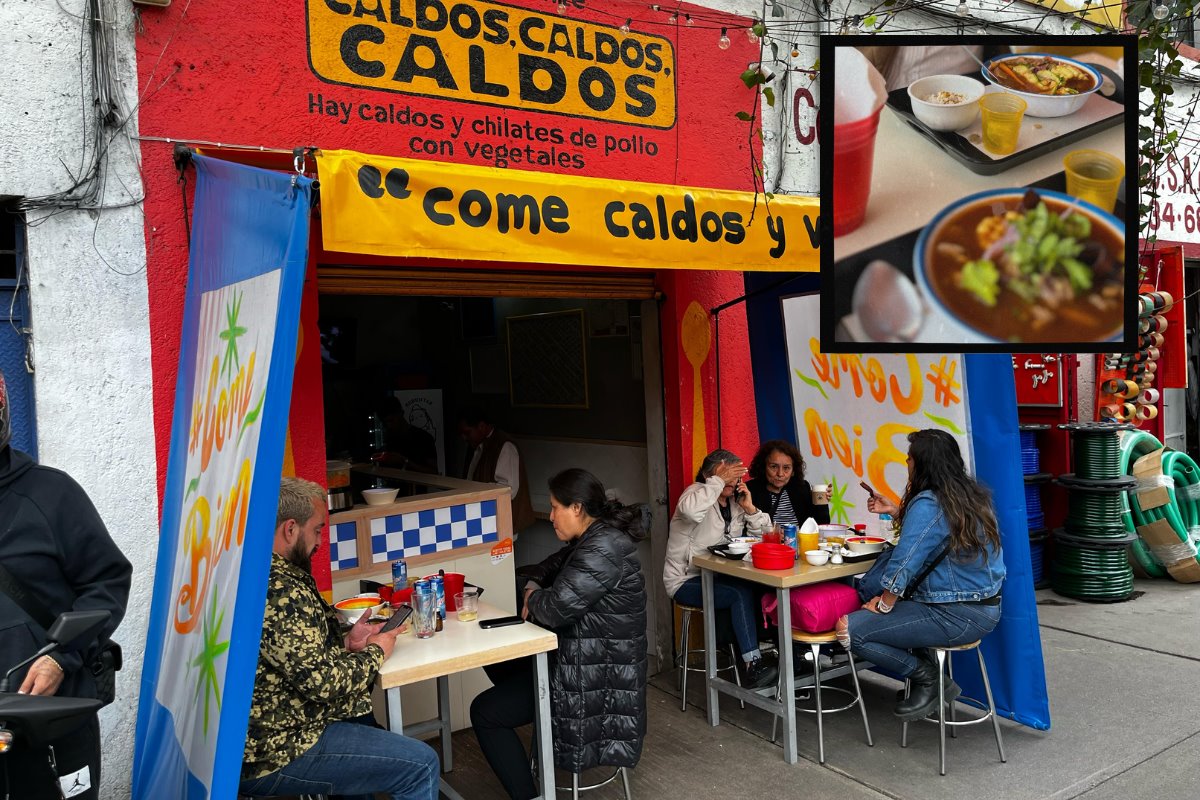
left=239, top=476, right=439, bottom=800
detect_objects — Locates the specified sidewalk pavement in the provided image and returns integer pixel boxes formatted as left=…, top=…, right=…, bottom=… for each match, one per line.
left=444, top=579, right=1200, bottom=799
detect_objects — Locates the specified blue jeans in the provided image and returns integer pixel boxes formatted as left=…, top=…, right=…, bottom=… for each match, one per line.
left=673, top=575, right=761, bottom=661
left=847, top=600, right=1001, bottom=677
left=238, top=714, right=439, bottom=800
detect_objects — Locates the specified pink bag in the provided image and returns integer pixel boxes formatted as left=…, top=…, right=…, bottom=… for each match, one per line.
left=761, top=582, right=861, bottom=633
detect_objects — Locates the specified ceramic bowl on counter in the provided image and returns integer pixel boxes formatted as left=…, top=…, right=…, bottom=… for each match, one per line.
left=362, top=487, right=400, bottom=506
left=907, top=74, right=986, bottom=131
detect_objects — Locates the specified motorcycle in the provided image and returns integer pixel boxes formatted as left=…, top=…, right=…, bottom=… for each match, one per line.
left=1, top=609, right=110, bottom=800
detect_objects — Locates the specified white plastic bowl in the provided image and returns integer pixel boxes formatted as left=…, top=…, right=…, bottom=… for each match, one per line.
left=907, top=74, right=985, bottom=131
left=362, top=487, right=399, bottom=506
left=725, top=541, right=751, bottom=554
left=980, top=53, right=1101, bottom=118
left=845, top=536, right=888, bottom=555
left=333, top=594, right=384, bottom=625
left=804, top=549, right=830, bottom=566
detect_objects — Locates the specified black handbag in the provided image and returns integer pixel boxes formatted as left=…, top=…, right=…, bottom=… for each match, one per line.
left=0, top=562, right=121, bottom=705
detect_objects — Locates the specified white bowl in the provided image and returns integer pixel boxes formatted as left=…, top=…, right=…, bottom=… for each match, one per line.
left=804, top=549, right=830, bottom=566
left=725, top=540, right=751, bottom=554
left=907, top=74, right=985, bottom=131
left=362, top=487, right=399, bottom=506
left=980, top=53, right=1101, bottom=118
left=333, top=594, right=384, bottom=625
left=912, top=188, right=1125, bottom=344
left=845, top=536, right=888, bottom=555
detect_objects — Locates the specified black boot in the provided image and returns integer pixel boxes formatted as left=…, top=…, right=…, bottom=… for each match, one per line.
left=894, top=660, right=961, bottom=721
left=744, top=655, right=779, bottom=690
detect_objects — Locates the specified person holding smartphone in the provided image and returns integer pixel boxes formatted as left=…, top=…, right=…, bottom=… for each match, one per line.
left=663, top=449, right=778, bottom=690
left=471, top=469, right=647, bottom=800
left=747, top=439, right=830, bottom=529
left=835, top=430, right=1006, bottom=722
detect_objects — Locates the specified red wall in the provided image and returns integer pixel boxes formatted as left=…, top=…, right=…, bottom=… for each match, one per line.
left=136, top=0, right=764, bottom=524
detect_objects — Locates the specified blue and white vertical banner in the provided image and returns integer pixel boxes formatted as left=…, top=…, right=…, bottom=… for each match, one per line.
left=773, top=293, right=1050, bottom=730
left=133, top=155, right=312, bottom=799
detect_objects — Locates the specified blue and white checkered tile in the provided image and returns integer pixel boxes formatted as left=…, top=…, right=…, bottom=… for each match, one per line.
left=328, top=521, right=359, bottom=571
left=370, top=499, right=500, bottom=564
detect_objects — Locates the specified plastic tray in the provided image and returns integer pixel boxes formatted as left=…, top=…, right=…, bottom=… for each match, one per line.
left=886, top=66, right=1125, bottom=176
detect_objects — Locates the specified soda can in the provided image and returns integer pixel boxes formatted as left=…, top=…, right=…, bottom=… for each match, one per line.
left=391, top=559, right=408, bottom=595
left=429, top=575, right=446, bottom=620
left=781, top=523, right=799, bottom=558
left=412, top=579, right=431, bottom=597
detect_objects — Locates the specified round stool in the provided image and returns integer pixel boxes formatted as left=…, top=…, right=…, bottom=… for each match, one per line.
left=529, top=733, right=634, bottom=799
left=769, top=629, right=872, bottom=764
left=900, top=640, right=1006, bottom=776
left=675, top=602, right=744, bottom=712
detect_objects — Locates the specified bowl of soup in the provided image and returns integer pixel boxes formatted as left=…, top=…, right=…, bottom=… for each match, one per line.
left=980, top=53, right=1101, bottom=118
left=333, top=593, right=385, bottom=625
left=913, top=188, right=1124, bottom=344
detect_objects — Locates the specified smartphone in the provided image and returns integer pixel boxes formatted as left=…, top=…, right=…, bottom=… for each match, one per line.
left=859, top=480, right=879, bottom=498
left=478, top=615, right=525, bottom=629
left=379, top=604, right=413, bottom=634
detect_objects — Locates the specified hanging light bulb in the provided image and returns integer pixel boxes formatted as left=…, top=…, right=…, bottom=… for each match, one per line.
left=667, top=11, right=677, bottom=24
left=556, top=0, right=567, bottom=13
left=747, top=20, right=760, bottom=43
left=838, top=19, right=852, bottom=35
left=718, top=27, right=731, bottom=49
left=1153, top=0, right=1170, bottom=20
left=620, top=17, right=631, bottom=33
left=956, top=0, right=968, bottom=16
left=685, top=13, right=694, bottom=26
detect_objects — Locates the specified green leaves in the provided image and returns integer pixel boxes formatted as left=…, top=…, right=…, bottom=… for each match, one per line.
left=959, top=260, right=1000, bottom=306
left=764, top=86, right=776, bottom=107
left=735, top=110, right=753, bottom=121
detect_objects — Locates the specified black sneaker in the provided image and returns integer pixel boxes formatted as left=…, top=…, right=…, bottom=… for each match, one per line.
left=744, top=656, right=779, bottom=690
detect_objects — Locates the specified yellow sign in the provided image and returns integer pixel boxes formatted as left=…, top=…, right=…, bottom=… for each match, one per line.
left=316, top=149, right=820, bottom=272
left=307, top=0, right=677, bottom=129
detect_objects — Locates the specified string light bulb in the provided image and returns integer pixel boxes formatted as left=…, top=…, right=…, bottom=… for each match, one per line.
left=685, top=13, right=694, bottom=26
left=620, top=17, right=631, bottom=33
left=556, top=0, right=567, bottom=13
left=1153, top=0, right=1170, bottom=20
left=956, top=0, right=968, bottom=16
left=718, top=28, right=731, bottom=49
left=667, top=11, right=677, bottom=23
left=747, top=22, right=760, bottom=43
left=838, top=19, right=852, bottom=35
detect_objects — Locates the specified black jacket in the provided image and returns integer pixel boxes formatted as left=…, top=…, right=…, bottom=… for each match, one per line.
left=0, top=448, right=131, bottom=699
left=749, top=478, right=830, bottom=528
left=522, top=521, right=647, bottom=773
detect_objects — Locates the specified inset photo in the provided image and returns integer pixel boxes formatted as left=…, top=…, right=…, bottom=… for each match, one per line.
left=819, top=35, right=1137, bottom=352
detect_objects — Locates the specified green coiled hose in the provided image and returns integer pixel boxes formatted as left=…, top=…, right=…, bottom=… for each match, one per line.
left=1127, top=448, right=1200, bottom=573
left=1073, top=433, right=1123, bottom=480
left=1119, top=430, right=1168, bottom=577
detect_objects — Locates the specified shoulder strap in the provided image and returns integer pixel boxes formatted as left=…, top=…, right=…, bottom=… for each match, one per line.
left=0, top=560, right=56, bottom=631
left=902, top=540, right=953, bottom=601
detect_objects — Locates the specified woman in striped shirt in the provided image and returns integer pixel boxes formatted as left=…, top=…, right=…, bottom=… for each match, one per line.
left=748, top=440, right=830, bottom=529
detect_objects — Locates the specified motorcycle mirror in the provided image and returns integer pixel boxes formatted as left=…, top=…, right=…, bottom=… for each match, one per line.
left=45, top=610, right=111, bottom=652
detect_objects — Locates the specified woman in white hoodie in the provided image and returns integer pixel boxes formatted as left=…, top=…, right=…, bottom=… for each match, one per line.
left=663, top=449, right=777, bottom=689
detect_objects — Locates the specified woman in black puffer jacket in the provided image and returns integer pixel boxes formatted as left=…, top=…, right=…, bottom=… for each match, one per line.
left=471, top=468, right=647, bottom=800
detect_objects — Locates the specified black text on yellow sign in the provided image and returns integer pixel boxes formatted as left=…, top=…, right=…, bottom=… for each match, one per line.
left=307, top=0, right=677, bottom=129
left=316, top=150, right=820, bottom=272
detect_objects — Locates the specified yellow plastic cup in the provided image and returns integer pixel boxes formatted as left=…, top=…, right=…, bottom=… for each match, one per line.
left=798, top=531, right=819, bottom=556
left=978, top=93, right=1027, bottom=156
left=1063, top=149, right=1125, bottom=213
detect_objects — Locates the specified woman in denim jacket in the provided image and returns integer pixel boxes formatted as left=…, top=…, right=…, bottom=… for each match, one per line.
left=836, top=429, right=1005, bottom=722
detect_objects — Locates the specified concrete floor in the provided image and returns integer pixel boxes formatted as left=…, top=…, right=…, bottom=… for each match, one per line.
left=437, top=579, right=1200, bottom=800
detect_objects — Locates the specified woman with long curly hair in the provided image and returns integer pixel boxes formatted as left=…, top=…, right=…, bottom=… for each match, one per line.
left=747, top=439, right=830, bottom=529
left=835, top=429, right=1006, bottom=722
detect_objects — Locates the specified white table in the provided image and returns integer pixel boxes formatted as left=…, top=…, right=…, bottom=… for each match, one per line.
left=692, top=552, right=874, bottom=764
left=378, top=602, right=558, bottom=799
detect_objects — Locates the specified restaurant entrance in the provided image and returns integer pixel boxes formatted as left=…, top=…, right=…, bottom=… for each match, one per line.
left=315, top=264, right=671, bottom=668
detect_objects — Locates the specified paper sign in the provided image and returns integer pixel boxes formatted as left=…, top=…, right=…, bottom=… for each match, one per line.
left=491, top=536, right=513, bottom=564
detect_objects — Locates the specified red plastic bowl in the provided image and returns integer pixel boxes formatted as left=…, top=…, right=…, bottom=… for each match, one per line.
left=751, top=542, right=797, bottom=570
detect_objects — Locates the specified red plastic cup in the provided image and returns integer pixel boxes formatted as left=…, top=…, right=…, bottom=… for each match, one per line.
left=762, top=529, right=783, bottom=545
left=832, top=107, right=883, bottom=237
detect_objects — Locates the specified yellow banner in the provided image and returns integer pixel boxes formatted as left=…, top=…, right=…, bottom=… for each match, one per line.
left=307, top=0, right=676, bottom=129
left=316, top=150, right=820, bottom=272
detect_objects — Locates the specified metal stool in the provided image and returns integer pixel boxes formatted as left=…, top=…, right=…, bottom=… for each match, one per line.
left=529, top=733, right=634, bottom=799
left=674, top=602, right=744, bottom=712
left=769, top=629, right=872, bottom=764
left=901, top=640, right=1006, bottom=775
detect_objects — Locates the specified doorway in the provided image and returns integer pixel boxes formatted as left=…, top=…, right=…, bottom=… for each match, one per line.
left=317, top=283, right=669, bottom=668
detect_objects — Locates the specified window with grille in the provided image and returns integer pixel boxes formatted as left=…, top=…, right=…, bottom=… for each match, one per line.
left=0, top=210, right=37, bottom=457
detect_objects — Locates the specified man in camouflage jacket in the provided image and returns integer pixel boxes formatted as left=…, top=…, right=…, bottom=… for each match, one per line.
left=238, top=477, right=439, bottom=800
